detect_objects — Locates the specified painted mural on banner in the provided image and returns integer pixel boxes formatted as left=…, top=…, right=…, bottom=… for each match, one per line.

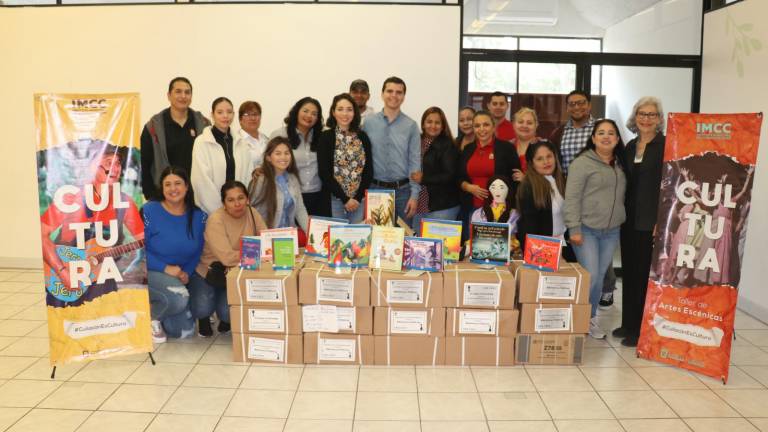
left=638, top=113, right=762, bottom=381
left=35, top=93, right=152, bottom=365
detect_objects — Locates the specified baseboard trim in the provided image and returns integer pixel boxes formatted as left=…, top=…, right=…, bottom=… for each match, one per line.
left=737, top=297, right=768, bottom=326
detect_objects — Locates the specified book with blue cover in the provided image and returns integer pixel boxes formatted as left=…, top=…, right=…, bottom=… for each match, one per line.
left=469, top=221, right=510, bottom=266
left=239, top=236, right=261, bottom=270
left=402, top=236, right=443, bottom=272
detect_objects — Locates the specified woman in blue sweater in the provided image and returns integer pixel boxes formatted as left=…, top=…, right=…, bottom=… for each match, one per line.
left=142, top=166, right=206, bottom=343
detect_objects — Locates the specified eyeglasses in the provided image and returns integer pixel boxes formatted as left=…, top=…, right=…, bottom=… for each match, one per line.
left=567, top=100, right=588, bottom=108
left=637, top=111, right=659, bottom=119
left=242, top=112, right=261, bottom=118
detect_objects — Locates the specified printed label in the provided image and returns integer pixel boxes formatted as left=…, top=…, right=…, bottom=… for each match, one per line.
left=538, top=276, right=577, bottom=300
left=248, top=309, right=285, bottom=332
left=302, top=305, right=339, bottom=333
left=247, top=337, right=285, bottom=362
left=458, top=310, right=497, bottom=335
left=534, top=308, right=572, bottom=332
left=462, top=282, right=500, bottom=307
left=318, top=338, right=357, bottom=362
left=317, top=277, right=354, bottom=303
left=245, top=279, right=283, bottom=303
left=336, top=307, right=356, bottom=332
left=386, top=280, right=424, bottom=304
left=390, top=310, right=428, bottom=334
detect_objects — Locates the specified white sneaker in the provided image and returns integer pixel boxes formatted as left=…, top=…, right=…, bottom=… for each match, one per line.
left=151, top=320, right=167, bottom=344
left=589, top=317, right=606, bottom=339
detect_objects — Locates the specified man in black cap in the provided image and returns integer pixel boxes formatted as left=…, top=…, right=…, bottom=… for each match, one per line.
left=349, top=79, right=375, bottom=124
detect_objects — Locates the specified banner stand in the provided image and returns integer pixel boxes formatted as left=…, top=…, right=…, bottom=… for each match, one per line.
left=49, top=352, right=156, bottom=380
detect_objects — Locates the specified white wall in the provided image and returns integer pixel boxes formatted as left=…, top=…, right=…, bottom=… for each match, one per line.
left=701, top=0, right=768, bottom=322
left=0, top=3, right=460, bottom=267
left=463, top=0, right=604, bottom=38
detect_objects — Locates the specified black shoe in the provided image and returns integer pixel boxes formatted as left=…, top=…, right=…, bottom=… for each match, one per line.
left=621, top=336, right=639, bottom=347
left=198, top=318, right=213, bottom=338
left=612, top=327, right=628, bottom=338
left=599, top=292, right=614, bottom=309
left=217, top=321, right=231, bottom=334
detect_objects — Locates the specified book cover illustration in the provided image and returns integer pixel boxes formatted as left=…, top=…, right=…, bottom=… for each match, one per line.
left=523, top=234, right=562, bottom=272
left=239, top=236, right=261, bottom=270
left=305, top=216, right=347, bottom=258
left=402, top=236, right=443, bottom=272
left=328, top=224, right=372, bottom=268
left=261, top=227, right=298, bottom=260
left=272, top=238, right=296, bottom=270
left=365, top=189, right=396, bottom=226
left=420, top=218, right=462, bottom=263
left=370, top=226, right=405, bottom=271
left=470, top=222, right=510, bottom=266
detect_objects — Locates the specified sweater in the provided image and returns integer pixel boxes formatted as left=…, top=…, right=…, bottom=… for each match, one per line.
left=248, top=173, right=309, bottom=231
left=142, top=201, right=206, bottom=276
left=421, top=135, right=460, bottom=211
left=196, top=206, right=267, bottom=277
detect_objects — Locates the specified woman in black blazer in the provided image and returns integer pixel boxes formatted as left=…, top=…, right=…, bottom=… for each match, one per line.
left=411, top=107, right=460, bottom=230
left=614, top=97, right=666, bottom=347
left=317, top=93, right=373, bottom=223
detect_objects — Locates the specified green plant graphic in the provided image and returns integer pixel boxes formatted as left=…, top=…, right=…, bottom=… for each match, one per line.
left=726, top=13, right=763, bottom=78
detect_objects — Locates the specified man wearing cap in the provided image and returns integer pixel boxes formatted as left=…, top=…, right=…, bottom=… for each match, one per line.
left=349, top=79, right=375, bottom=124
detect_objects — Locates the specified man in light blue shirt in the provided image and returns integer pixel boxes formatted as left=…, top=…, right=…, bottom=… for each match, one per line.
left=363, top=76, right=421, bottom=225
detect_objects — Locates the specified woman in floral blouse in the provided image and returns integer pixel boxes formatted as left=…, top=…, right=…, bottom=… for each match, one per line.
left=317, top=93, right=374, bottom=223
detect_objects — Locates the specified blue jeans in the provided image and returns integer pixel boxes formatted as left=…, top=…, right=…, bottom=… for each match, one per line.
left=572, top=225, right=620, bottom=318
left=412, top=206, right=461, bottom=235
left=371, top=184, right=413, bottom=227
left=147, top=271, right=195, bottom=338
left=188, top=272, right=230, bottom=323
left=331, top=196, right=365, bottom=223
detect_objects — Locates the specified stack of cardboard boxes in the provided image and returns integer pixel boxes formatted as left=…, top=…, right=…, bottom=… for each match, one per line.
left=512, top=261, right=591, bottom=365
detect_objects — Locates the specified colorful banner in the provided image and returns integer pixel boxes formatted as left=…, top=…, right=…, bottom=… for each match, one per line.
left=34, top=93, right=152, bottom=365
left=638, top=113, right=762, bottom=381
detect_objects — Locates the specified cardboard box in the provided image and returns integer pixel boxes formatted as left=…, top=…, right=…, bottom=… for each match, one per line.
left=227, top=266, right=299, bottom=306
left=511, top=260, right=590, bottom=304
left=301, top=305, right=373, bottom=335
left=445, top=336, right=515, bottom=366
left=369, top=269, right=444, bottom=308
left=230, top=305, right=302, bottom=334
left=373, top=307, right=445, bottom=337
left=519, top=303, right=591, bottom=334
left=232, top=332, right=303, bottom=364
left=373, top=335, right=445, bottom=365
left=515, top=333, right=586, bottom=365
left=443, top=262, right=516, bottom=309
left=299, top=261, right=370, bottom=306
left=303, top=333, right=374, bottom=365
left=445, top=308, right=519, bottom=337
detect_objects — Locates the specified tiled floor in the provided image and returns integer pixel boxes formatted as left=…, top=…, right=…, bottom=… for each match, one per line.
left=1, top=267, right=768, bottom=431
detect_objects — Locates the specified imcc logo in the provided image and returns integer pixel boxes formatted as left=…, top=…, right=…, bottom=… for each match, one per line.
left=68, top=98, right=108, bottom=111
left=696, top=122, right=732, bottom=139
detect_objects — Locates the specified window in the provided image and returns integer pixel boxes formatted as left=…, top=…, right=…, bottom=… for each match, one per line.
left=518, top=63, right=576, bottom=94
left=463, top=36, right=518, bottom=50
left=467, top=61, right=517, bottom=93
left=519, top=37, right=601, bottom=52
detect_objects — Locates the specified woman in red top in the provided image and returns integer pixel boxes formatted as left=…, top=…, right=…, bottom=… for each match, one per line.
left=510, top=107, right=542, bottom=182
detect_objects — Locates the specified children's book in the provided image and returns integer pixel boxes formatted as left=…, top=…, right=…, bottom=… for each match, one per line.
left=523, top=234, right=562, bottom=272
left=469, top=222, right=510, bottom=266
left=402, top=237, right=443, bottom=272
left=260, top=227, right=298, bottom=260
left=365, top=189, right=396, bottom=226
left=370, top=226, right=405, bottom=271
left=239, top=236, right=261, bottom=270
left=305, top=216, right=347, bottom=258
left=328, top=224, right=372, bottom=268
left=420, top=218, right=462, bottom=263
left=272, top=238, right=296, bottom=270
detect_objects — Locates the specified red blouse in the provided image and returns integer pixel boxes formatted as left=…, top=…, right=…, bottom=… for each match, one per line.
left=467, top=142, right=496, bottom=208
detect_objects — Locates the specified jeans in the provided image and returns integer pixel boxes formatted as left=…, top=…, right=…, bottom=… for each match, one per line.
left=371, top=184, right=413, bottom=227
left=412, top=205, right=461, bottom=235
left=572, top=225, right=620, bottom=318
left=188, top=272, right=230, bottom=323
left=331, top=196, right=365, bottom=223
left=147, top=271, right=195, bottom=338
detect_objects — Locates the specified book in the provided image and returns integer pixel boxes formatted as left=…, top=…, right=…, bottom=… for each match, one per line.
left=370, top=226, right=405, bottom=271
left=261, top=227, right=299, bottom=260
left=402, top=236, right=443, bottom=272
left=420, top=218, right=462, bottom=263
left=365, top=189, right=396, bottom=226
left=239, top=236, right=261, bottom=270
left=305, top=216, right=347, bottom=258
left=523, top=234, right=562, bottom=272
left=272, top=238, right=296, bottom=270
left=469, top=222, right=510, bottom=266
left=328, top=224, right=372, bottom=268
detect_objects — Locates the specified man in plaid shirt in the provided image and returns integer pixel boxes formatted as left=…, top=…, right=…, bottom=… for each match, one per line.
left=549, top=90, right=595, bottom=175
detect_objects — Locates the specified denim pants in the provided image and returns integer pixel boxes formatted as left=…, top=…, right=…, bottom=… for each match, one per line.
left=412, top=205, right=461, bottom=235
left=147, top=271, right=195, bottom=338
left=572, top=225, right=620, bottom=318
left=188, top=272, right=230, bottom=323
left=370, top=184, right=412, bottom=227
left=331, top=196, right=365, bottom=223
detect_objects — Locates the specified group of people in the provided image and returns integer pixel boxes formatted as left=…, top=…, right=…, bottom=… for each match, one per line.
left=139, top=76, right=667, bottom=347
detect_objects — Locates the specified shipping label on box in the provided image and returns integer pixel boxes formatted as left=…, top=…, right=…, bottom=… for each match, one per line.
left=444, top=263, right=515, bottom=309
left=299, top=263, right=370, bottom=306
left=390, top=310, right=428, bottom=334
left=445, top=308, right=519, bottom=337
left=248, top=337, right=284, bottom=361
left=370, top=270, right=443, bottom=308
left=227, top=267, right=299, bottom=306
left=301, top=305, right=372, bottom=334
left=386, top=280, right=424, bottom=304
left=538, top=275, right=577, bottom=300
left=336, top=307, right=357, bottom=333
left=232, top=332, right=303, bottom=364
left=317, top=277, right=354, bottom=303
left=230, top=305, right=302, bottom=334
left=462, top=282, right=500, bottom=307
left=303, top=333, right=375, bottom=365
left=460, top=311, right=497, bottom=335
left=246, top=279, right=283, bottom=303
left=534, top=308, right=572, bottom=332
left=515, top=333, right=585, bottom=365
left=512, top=261, right=590, bottom=304
left=318, top=337, right=357, bottom=362
left=520, top=303, right=590, bottom=334
left=445, top=336, right=515, bottom=366
left=373, top=335, right=445, bottom=365
left=302, top=305, right=339, bottom=333
left=249, top=309, right=284, bottom=332
left=374, top=307, right=445, bottom=336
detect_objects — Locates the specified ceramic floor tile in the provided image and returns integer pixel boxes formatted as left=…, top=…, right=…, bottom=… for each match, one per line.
left=526, top=367, right=592, bottom=391
left=554, top=419, right=624, bottom=432
left=740, top=366, right=768, bottom=387
left=418, top=392, right=485, bottom=421
left=289, top=391, right=356, bottom=420
left=15, top=357, right=86, bottom=381
left=657, top=389, right=740, bottom=418
left=0, top=379, right=61, bottom=407
left=0, top=337, right=48, bottom=357
left=145, top=413, right=219, bottom=432
left=416, top=367, right=477, bottom=392
left=152, top=341, right=210, bottom=364
left=698, top=366, right=764, bottom=389
left=748, top=418, right=768, bottom=431
left=283, top=419, right=353, bottom=432
left=161, top=386, right=235, bottom=416
left=420, top=421, right=490, bottom=432
left=0, top=320, right=45, bottom=337
left=0, top=306, right=26, bottom=320
left=683, top=418, right=760, bottom=432
left=0, top=407, right=29, bottom=431
left=240, top=365, right=304, bottom=390
left=539, top=391, right=613, bottom=420
left=215, top=417, right=285, bottom=432
left=0, top=356, right=38, bottom=379
left=487, top=420, right=557, bottom=432
left=730, top=346, right=768, bottom=366
left=599, top=390, right=677, bottom=419
left=734, top=314, right=768, bottom=330
left=621, top=419, right=693, bottom=432
left=11, top=305, right=48, bottom=321
left=2, top=293, right=43, bottom=307
left=70, top=360, right=141, bottom=383
left=6, top=273, right=43, bottom=283
left=615, top=347, right=665, bottom=367
left=635, top=366, right=708, bottom=389
left=198, top=343, right=243, bottom=365
left=76, top=411, right=155, bottom=432
left=224, top=389, right=294, bottom=418
left=6, top=408, right=89, bottom=432
left=354, top=392, right=419, bottom=421
left=39, top=381, right=118, bottom=410
left=580, top=348, right=629, bottom=367
left=713, top=389, right=768, bottom=417
left=357, top=367, right=416, bottom=392
left=471, top=367, right=535, bottom=392
left=480, top=392, right=551, bottom=421
left=25, top=325, right=50, bottom=338
left=736, top=330, right=768, bottom=346
left=182, top=364, right=248, bottom=388
left=125, top=362, right=194, bottom=386
left=0, top=282, right=28, bottom=293
left=580, top=367, right=650, bottom=390
left=353, top=420, right=420, bottom=432
left=100, top=384, right=177, bottom=412
left=298, top=367, right=359, bottom=391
